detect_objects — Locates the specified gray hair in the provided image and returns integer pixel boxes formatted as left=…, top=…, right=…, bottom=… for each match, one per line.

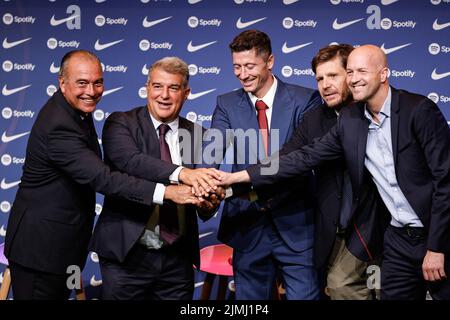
left=147, top=56, right=190, bottom=88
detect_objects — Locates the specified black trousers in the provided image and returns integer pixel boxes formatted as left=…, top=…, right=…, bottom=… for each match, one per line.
left=381, top=225, right=450, bottom=300
left=9, top=262, right=71, bottom=300
left=99, top=242, right=194, bottom=300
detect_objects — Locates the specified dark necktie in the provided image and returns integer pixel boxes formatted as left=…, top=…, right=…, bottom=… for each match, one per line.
left=157, top=124, right=179, bottom=244
left=255, top=100, right=269, bottom=156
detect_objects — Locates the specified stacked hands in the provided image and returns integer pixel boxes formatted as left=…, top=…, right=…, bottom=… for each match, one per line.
left=163, top=168, right=250, bottom=213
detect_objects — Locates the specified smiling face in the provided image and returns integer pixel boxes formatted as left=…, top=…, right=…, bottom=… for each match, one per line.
left=346, top=45, right=389, bottom=108
left=232, top=48, right=274, bottom=98
left=146, top=68, right=190, bottom=123
left=59, top=54, right=104, bottom=114
left=315, top=57, right=352, bottom=109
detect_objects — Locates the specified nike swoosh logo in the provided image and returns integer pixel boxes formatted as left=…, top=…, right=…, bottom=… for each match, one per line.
left=282, top=41, right=312, bottom=54
left=236, top=17, right=267, bottom=29
left=0, top=225, right=6, bottom=237
left=94, top=39, right=124, bottom=51
left=95, top=0, right=107, bottom=3
left=433, top=19, right=450, bottom=31
left=187, top=40, right=217, bottom=52
left=380, top=43, right=411, bottom=54
left=195, top=281, right=204, bottom=288
left=332, top=18, right=364, bottom=30
left=188, top=89, right=216, bottom=100
left=2, top=84, right=31, bottom=96
left=50, top=14, right=79, bottom=26
left=188, top=0, right=203, bottom=3
left=1, top=131, right=30, bottom=143
left=2, top=37, right=32, bottom=49
left=1, top=178, right=21, bottom=190
left=199, top=231, right=213, bottom=239
left=283, top=0, right=300, bottom=4
left=381, top=0, right=399, bottom=5
left=431, top=68, right=450, bottom=80
left=142, top=16, right=172, bottom=28
left=90, top=275, right=103, bottom=287
left=103, top=86, right=123, bottom=96
left=142, top=64, right=149, bottom=75
left=49, top=62, right=60, bottom=73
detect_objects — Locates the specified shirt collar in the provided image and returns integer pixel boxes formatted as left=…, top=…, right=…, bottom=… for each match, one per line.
left=148, top=111, right=179, bottom=134
left=248, top=75, right=278, bottom=110
left=364, top=87, right=392, bottom=123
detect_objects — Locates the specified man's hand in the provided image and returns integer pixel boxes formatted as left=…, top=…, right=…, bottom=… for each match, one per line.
left=196, top=186, right=225, bottom=215
left=164, top=184, right=203, bottom=205
left=179, top=168, right=222, bottom=196
left=213, top=169, right=251, bottom=186
left=422, top=250, right=447, bottom=281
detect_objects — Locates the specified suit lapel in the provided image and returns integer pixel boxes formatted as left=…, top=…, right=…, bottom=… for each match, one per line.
left=236, top=91, right=260, bottom=160
left=139, top=107, right=161, bottom=158
left=270, top=80, right=292, bottom=153
left=390, top=87, right=400, bottom=165
left=357, top=104, right=369, bottom=187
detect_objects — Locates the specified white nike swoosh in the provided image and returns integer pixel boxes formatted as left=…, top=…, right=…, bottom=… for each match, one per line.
left=50, top=14, right=79, bottom=26
left=381, top=0, right=399, bottom=5
left=2, top=84, right=31, bottom=96
left=95, top=0, right=107, bottom=3
left=236, top=17, right=267, bottom=29
left=431, top=69, right=450, bottom=80
left=1, top=131, right=30, bottom=143
left=187, top=40, right=217, bottom=52
left=380, top=43, right=411, bottom=54
left=282, top=41, right=312, bottom=54
left=142, top=16, right=172, bottom=28
left=1, top=178, right=21, bottom=190
left=141, top=64, right=149, bottom=75
left=332, top=18, right=364, bottom=30
left=188, top=89, right=216, bottom=100
left=0, top=225, right=6, bottom=237
left=283, top=0, right=300, bottom=4
left=103, top=86, right=123, bottom=96
left=94, top=39, right=124, bottom=51
left=198, top=231, right=213, bottom=239
left=432, top=19, right=450, bottom=31
left=49, top=62, right=60, bottom=73
left=195, top=281, right=204, bottom=288
left=90, top=275, right=103, bottom=287
left=2, top=37, right=32, bottom=49
left=188, top=0, right=203, bottom=3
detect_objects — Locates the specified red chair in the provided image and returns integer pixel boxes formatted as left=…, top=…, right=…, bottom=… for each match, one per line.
left=199, top=244, right=233, bottom=300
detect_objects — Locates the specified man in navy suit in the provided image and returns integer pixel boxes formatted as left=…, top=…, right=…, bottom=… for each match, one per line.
left=90, top=57, right=223, bottom=300
left=219, top=45, right=450, bottom=300
left=281, top=44, right=378, bottom=299
left=203, top=30, right=321, bottom=299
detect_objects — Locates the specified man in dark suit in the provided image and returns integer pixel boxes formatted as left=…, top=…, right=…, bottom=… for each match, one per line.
left=4, top=51, right=217, bottom=300
left=280, top=44, right=377, bottom=299
left=89, top=57, right=223, bottom=300
left=219, top=45, right=450, bottom=300
left=203, top=30, right=321, bottom=299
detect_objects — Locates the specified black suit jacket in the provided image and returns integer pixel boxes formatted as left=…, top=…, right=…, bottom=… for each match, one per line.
left=249, top=87, right=450, bottom=258
left=89, top=107, right=210, bottom=268
left=5, top=91, right=156, bottom=275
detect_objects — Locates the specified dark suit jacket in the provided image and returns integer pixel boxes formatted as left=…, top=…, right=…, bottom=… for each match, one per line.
left=280, top=103, right=388, bottom=266
left=5, top=90, right=156, bottom=275
left=206, top=77, right=321, bottom=253
left=248, top=87, right=450, bottom=257
left=89, top=107, right=210, bottom=268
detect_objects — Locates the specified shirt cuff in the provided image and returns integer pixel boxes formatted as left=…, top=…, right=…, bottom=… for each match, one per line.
left=153, top=183, right=165, bottom=205
left=169, top=166, right=183, bottom=184
left=225, top=187, right=233, bottom=199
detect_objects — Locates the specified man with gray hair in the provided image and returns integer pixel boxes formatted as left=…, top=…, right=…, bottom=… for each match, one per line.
left=90, top=56, right=224, bottom=300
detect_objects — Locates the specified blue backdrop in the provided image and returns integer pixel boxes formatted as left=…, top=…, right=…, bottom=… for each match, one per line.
left=1, top=0, right=449, bottom=299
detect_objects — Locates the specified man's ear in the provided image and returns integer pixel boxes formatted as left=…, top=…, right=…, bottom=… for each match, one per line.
left=58, top=76, right=66, bottom=93
left=184, top=87, right=191, bottom=101
left=380, top=67, right=388, bottom=83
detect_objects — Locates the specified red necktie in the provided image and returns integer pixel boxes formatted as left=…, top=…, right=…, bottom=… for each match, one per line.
left=255, top=100, right=269, bottom=156
left=157, top=124, right=179, bottom=244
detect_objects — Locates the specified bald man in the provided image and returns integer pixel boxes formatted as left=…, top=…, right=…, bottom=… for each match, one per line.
left=220, top=45, right=450, bottom=300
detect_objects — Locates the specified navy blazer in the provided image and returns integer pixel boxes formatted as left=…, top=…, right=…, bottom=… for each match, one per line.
left=248, top=87, right=450, bottom=257
left=5, top=91, right=156, bottom=275
left=206, top=78, right=321, bottom=253
left=89, top=107, right=211, bottom=268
